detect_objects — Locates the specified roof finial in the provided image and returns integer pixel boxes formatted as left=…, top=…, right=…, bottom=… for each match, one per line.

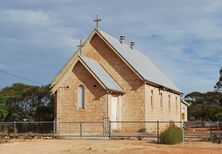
left=77, top=40, right=84, bottom=55
left=94, top=15, right=101, bottom=29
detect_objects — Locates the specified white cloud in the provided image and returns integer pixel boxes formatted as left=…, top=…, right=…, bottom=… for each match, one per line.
left=0, top=9, right=80, bottom=53
left=0, top=10, right=50, bottom=25
left=0, top=0, right=222, bottom=94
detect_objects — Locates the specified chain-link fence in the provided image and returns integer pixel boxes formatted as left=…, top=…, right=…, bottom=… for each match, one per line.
left=0, top=121, right=54, bottom=137
left=108, top=121, right=222, bottom=143
left=108, top=121, right=180, bottom=142
left=0, top=121, right=221, bottom=142
left=58, top=121, right=106, bottom=137
left=184, top=121, right=222, bottom=142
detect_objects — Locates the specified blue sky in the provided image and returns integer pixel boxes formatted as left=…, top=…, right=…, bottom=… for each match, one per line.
left=0, top=0, right=222, bottom=95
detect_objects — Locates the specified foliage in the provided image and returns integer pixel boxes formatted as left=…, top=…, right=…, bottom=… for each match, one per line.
left=0, top=83, right=54, bottom=121
left=215, top=67, right=222, bottom=92
left=0, top=92, right=7, bottom=121
left=215, top=112, right=222, bottom=121
left=160, top=127, right=183, bottom=144
left=185, top=91, right=222, bottom=121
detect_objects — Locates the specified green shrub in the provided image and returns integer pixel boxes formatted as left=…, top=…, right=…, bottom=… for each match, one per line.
left=160, top=127, right=183, bottom=144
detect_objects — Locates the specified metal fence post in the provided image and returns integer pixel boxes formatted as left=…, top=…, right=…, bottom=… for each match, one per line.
left=58, top=119, right=60, bottom=136
left=157, top=120, right=159, bottom=143
left=102, top=118, right=104, bottom=136
left=109, top=120, right=111, bottom=139
left=13, top=121, right=16, bottom=137
left=210, top=121, right=212, bottom=142
left=53, top=120, right=56, bottom=136
left=4, top=123, right=7, bottom=135
left=103, top=117, right=107, bottom=136
left=182, top=121, right=184, bottom=144
left=80, top=122, right=82, bottom=138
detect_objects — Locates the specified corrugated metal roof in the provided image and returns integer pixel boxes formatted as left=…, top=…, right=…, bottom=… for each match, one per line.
left=80, top=56, right=123, bottom=92
left=98, top=29, right=181, bottom=92
left=181, top=100, right=190, bottom=106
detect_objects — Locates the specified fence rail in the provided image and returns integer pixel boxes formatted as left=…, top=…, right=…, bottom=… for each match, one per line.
left=58, top=121, right=105, bottom=137
left=0, top=121, right=54, bottom=137
left=0, top=121, right=221, bottom=143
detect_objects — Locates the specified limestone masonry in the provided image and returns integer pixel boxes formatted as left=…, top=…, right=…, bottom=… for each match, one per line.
left=51, top=28, right=187, bottom=135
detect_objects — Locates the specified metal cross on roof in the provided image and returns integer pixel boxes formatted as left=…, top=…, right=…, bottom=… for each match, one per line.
left=77, top=40, right=84, bottom=55
left=94, top=15, right=101, bottom=28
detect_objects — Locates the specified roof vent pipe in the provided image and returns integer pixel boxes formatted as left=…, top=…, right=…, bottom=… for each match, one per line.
left=119, top=35, right=125, bottom=44
left=130, top=41, right=135, bottom=49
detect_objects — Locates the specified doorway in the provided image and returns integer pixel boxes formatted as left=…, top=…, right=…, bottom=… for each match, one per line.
left=111, top=97, right=118, bottom=130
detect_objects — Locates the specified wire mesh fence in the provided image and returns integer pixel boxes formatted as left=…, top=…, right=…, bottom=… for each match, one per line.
left=58, top=121, right=105, bottom=137
left=0, top=120, right=221, bottom=142
left=108, top=121, right=181, bottom=142
left=0, top=121, right=54, bottom=137
left=184, top=121, right=222, bottom=142
left=108, top=121, right=222, bottom=142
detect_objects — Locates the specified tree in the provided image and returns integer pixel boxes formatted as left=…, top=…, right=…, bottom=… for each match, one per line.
left=0, top=91, right=7, bottom=121
left=185, top=67, right=222, bottom=121
left=1, top=83, right=54, bottom=121
left=214, top=67, right=222, bottom=92
left=185, top=91, right=222, bottom=121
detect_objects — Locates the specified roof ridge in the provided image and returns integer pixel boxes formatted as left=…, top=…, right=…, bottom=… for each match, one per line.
left=96, top=29, right=181, bottom=93
left=51, top=28, right=181, bottom=94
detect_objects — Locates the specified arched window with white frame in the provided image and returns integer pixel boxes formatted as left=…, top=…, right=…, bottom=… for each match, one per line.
left=78, top=84, right=85, bottom=109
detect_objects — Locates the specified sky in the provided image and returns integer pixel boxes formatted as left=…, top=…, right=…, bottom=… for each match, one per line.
left=0, top=0, right=222, bottom=95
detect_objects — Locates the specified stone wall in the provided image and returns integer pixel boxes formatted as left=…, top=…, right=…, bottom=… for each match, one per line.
left=83, top=34, right=145, bottom=131
left=56, top=61, right=107, bottom=134
left=145, top=84, right=181, bottom=132
left=55, top=31, right=182, bottom=134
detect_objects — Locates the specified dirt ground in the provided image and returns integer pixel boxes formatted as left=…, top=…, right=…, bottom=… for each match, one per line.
left=0, top=138, right=222, bottom=154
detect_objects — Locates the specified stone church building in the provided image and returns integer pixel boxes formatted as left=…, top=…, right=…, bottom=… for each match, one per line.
left=51, top=26, right=185, bottom=135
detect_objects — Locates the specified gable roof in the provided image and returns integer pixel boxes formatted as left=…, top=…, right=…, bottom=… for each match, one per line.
left=50, top=30, right=96, bottom=92
left=51, top=28, right=181, bottom=94
left=181, top=100, right=190, bottom=106
left=79, top=56, right=123, bottom=93
left=97, top=29, right=181, bottom=93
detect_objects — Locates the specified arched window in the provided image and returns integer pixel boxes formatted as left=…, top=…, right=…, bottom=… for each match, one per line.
left=168, top=95, right=171, bottom=111
left=160, top=93, right=163, bottom=108
left=151, top=90, right=153, bottom=108
left=175, top=97, right=178, bottom=112
left=78, top=85, right=85, bottom=109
